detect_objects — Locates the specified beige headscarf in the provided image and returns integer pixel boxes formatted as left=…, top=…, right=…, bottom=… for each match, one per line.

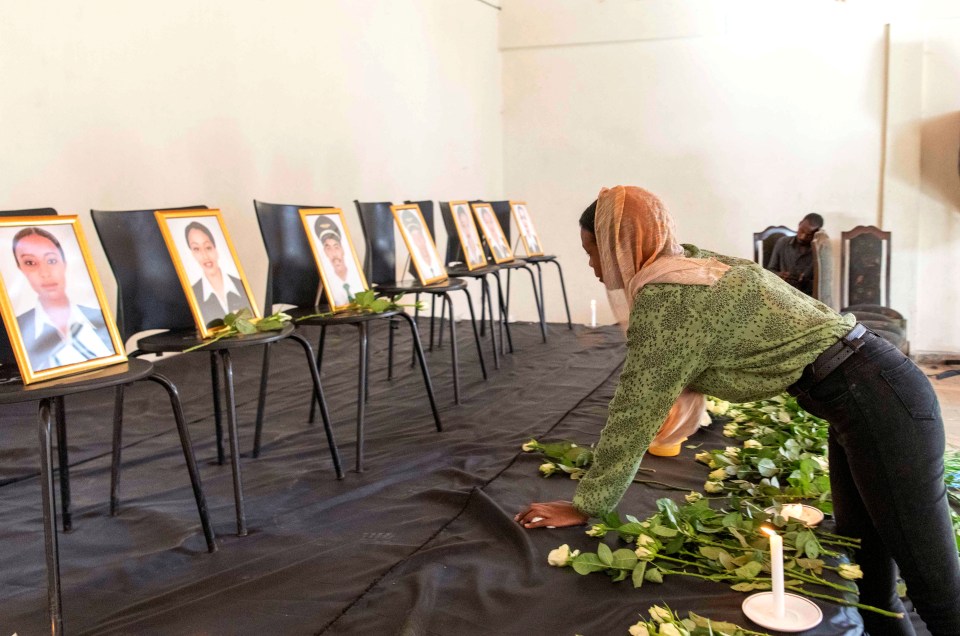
left=594, top=186, right=730, bottom=451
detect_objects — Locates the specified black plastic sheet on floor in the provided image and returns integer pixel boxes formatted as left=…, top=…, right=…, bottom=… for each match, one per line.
left=0, top=321, right=880, bottom=634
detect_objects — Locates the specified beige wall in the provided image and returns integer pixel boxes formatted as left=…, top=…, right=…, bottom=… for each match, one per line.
left=500, top=0, right=960, bottom=354
left=0, top=0, right=503, bottom=341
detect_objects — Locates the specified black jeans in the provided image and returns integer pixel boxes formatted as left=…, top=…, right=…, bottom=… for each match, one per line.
left=791, top=329, right=960, bottom=636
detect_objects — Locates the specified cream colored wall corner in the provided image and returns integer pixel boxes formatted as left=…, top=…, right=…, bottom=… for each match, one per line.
left=0, top=0, right=504, bottom=342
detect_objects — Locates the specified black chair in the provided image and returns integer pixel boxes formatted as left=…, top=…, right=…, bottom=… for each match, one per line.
left=92, top=206, right=342, bottom=536
left=355, top=200, right=486, bottom=404
left=0, top=359, right=216, bottom=636
left=753, top=225, right=796, bottom=268
left=489, top=200, right=572, bottom=331
left=254, top=200, right=441, bottom=472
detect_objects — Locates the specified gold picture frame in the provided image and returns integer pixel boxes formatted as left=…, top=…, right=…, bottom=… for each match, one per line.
left=510, top=201, right=545, bottom=257
left=299, top=208, right=369, bottom=312
left=0, top=216, right=127, bottom=384
left=391, top=204, right=448, bottom=285
left=155, top=209, right=260, bottom=338
left=449, top=201, right=487, bottom=271
left=471, top=203, right=514, bottom=264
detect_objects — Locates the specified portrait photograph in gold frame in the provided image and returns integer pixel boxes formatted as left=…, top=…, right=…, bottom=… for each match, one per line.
left=391, top=204, right=448, bottom=285
left=470, top=202, right=514, bottom=264
left=510, top=201, right=545, bottom=257
left=299, top=208, right=369, bottom=312
left=449, top=200, right=487, bottom=271
left=154, top=209, right=260, bottom=338
left=0, top=215, right=127, bottom=385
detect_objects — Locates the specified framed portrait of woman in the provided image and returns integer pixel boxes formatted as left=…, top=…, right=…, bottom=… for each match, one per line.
left=155, top=209, right=260, bottom=338
left=391, top=204, right=448, bottom=285
left=510, top=201, right=545, bottom=257
left=299, top=208, right=368, bottom=311
left=471, top=203, right=514, bottom=264
left=0, top=216, right=127, bottom=384
left=449, top=201, right=487, bottom=271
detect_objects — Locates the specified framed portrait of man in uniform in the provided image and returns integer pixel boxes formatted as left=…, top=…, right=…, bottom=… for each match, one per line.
left=471, top=202, right=514, bottom=264
left=450, top=201, right=487, bottom=270
left=510, top=201, right=544, bottom=257
left=299, top=208, right=368, bottom=311
left=155, top=209, right=260, bottom=338
left=391, top=204, right=448, bottom=285
left=0, top=216, right=127, bottom=384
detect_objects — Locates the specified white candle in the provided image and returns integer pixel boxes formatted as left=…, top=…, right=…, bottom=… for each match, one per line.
left=764, top=527, right=785, bottom=618
left=590, top=299, right=597, bottom=327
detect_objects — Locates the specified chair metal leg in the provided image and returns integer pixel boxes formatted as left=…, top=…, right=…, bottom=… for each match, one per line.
left=146, top=373, right=217, bottom=552
left=493, top=272, right=514, bottom=353
left=308, top=326, right=327, bottom=425
left=436, top=294, right=447, bottom=349
left=428, top=293, right=437, bottom=351
left=210, top=352, right=225, bottom=465
left=53, top=397, right=71, bottom=532
left=252, top=342, right=272, bottom=458
left=38, top=398, right=64, bottom=636
left=483, top=276, right=501, bottom=369
left=217, top=350, right=247, bottom=537
left=288, top=333, right=344, bottom=479
left=397, top=312, right=442, bottom=432
left=479, top=280, right=487, bottom=337
left=364, top=323, right=372, bottom=404
left=534, top=262, right=546, bottom=325
left=461, top=287, right=487, bottom=380
left=387, top=316, right=396, bottom=380
left=521, top=264, right=547, bottom=343
left=550, top=259, right=573, bottom=329
left=445, top=293, right=461, bottom=404
left=355, top=322, right=369, bottom=473
left=109, top=385, right=125, bottom=516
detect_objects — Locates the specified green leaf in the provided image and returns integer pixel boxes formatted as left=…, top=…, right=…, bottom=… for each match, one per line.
left=234, top=318, right=257, bottom=334
left=571, top=553, right=608, bottom=575
left=644, top=567, right=664, bottom=583
left=610, top=548, right=639, bottom=570
left=757, top=458, right=779, bottom=478
left=734, top=560, right=763, bottom=580
left=699, top=546, right=724, bottom=561
left=652, top=526, right=678, bottom=538
left=596, top=542, right=613, bottom=566
left=631, top=561, right=647, bottom=588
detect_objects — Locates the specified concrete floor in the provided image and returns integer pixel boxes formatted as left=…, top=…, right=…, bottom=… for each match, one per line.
left=920, top=363, right=960, bottom=449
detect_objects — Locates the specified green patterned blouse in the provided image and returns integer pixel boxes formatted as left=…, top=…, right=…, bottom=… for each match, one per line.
left=571, top=245, right=854, bottom=518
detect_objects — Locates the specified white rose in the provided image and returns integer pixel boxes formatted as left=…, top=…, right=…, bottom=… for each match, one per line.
left=628, top=624, right=648, bottom=636
left=777, top=410, right=792, bottom=423
left=694, top=451, right=712, bottom=464
left=838, top=564, right=863, bottom=580
left=743, top=439, right=762, bottom=449
left=709, top=468, right=727, bottom=481
left=539, top=463, right=557, bottom=476
left=521, top=439, right=538, bottom=452
left=813, top=456, right=829, bottom=471
left=636, top=533, right=656, bottom=546
left=585, top=524, right=606, bottom=537
left=659, top=623, right=686, bottom=636
left=722, top=423, right=739, bottom=438
left=685, top=491, right=703, bottom=503
left=649, top=605, right=673, bottom=623
left=724, top=446, right=741, bottom=458
left=634, top=546, right=655, bottom=560
left=704, top=480, right=724, bottom=493
left=547, top=544, right=571, bottom=567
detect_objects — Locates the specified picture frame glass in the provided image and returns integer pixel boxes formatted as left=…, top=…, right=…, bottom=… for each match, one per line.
left=391, top=205, right=447, bottom=285
left=300, top=208, right=368, bottom=311
left=511, top=202, right=544, bottom=256
left=0, top=216, right=127, bottom=384
left=155, top=210, right=260, bottom=337
left=472, top=203, right=513, bottom=263
left=450, top=202, right=487, bottom=270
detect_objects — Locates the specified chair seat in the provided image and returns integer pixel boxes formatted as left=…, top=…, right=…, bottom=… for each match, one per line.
left=286, top=306, right=401, bottom=326
left=137, top=323, right=295, bottom=354
left=519, top=254, right=557, bottom=263
left=0, top=359, right=153, bottom=403
left=375, top=278, right=468, bottom=295
left=446, top=264, right=500, bottom=277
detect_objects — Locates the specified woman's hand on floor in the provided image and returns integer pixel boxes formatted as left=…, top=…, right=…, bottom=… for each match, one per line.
left=514, top=501, right=589, bottom=528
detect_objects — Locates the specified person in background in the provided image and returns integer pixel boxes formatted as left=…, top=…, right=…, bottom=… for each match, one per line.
left=765, top=213, right=823, bottom=296
left=515, top=186, right=959, bottom=635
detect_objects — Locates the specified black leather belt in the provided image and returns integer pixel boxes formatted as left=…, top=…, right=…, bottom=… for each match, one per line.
left=788, top=323, right=869, bottom=396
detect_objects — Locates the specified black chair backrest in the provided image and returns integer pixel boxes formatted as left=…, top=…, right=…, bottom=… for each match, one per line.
left=438, top=201, right=466, bottom=267
left=489, top=201, right=513, bottom=247
left=0, top=208, right=59, bottom=366
left=354, top=201, right=397, bottom=286
left=752, top=225, right=795, bottom=267
left=841, top=225, right=891, bottom=308
left=91, top=205, right=207, bottom=341
left=254, top=200, right=328, bottom=311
